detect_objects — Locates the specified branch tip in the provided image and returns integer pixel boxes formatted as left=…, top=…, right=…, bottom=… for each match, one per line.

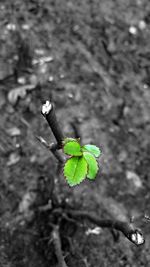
left=42, top=100, right=52, bottom=115
left=131, top=231, right=145, bottom=246
left=62, top=209, right=145, bottom=246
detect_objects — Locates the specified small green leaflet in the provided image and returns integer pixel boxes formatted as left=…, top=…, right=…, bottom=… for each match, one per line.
left=62, top=138, right=78, bottom=145
left=63, top=140, right=82, bottom=156
left=83, top=152, right=98, bottom=179
left=64, top=156, right=88, bottom=186
left=81, top=144, right=101, bottom=158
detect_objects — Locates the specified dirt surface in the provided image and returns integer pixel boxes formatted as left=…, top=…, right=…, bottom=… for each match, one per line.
left=1, top=0, right=150, bottom=266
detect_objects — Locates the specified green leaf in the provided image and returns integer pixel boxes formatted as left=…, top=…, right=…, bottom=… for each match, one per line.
left=83, top=152, right=99, bottom=179
left=64, top=156, right=88, bottom=186
left=63, top=140, right=82, bottom=156
left=81, top=144, right=101, bottom=158
left=63, top=138, right=77, bottom=145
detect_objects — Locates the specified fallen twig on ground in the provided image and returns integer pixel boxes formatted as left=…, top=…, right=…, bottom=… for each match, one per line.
left=51, top=225, right=69, bottom=267
left=66, top=209, right=145, bottom=246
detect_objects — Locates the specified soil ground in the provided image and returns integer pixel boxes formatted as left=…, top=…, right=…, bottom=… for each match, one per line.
left=0, top=0, right=150, bottom=266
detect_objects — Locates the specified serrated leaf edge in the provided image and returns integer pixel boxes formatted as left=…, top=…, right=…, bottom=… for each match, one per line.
left=83, top=152, right=99, bottom=180
left=81, top=144, right=101, bottom=158
left=63, top=156, right=87, bottom=186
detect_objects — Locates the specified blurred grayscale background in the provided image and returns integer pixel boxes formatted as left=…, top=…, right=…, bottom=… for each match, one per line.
left=0, top=0, right=150, bottom=266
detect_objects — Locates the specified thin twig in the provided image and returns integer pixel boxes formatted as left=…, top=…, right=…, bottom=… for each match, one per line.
left=20, top=117, right=64, bottom=164
left=51, top=225, right=69, bottom=267
left=36, top=135, right=65, bottom=163
left=53, top=208, right=144, bottom=246
left=66, top=210, right=145, bottom=246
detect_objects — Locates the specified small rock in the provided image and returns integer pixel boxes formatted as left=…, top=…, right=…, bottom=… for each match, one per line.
left=143, top=84, right=148, bottom=89
left=30, top=155, right=37, bottom=163
left=128, top=128, right=135, bottom=134
left=19, top=192, right=36, bottom=213
left=32, top=59, right=39, bottom=65
left=48, top=76, right=54, bottom=82
left=7, top=127, right=21, bottom=137
left=8, top=84, right=35, bottom=105
left=109, top=127, right=115, bottom=133
left=6, top=23, right=16, bottom=31
left=86, top=227, right=101, bottom=236
left=126, top=171, right=142, bottom=189
left=60, top=74, right=65, bottom=79
left=73, top=24, right=80, bottom=32
left=17, top=76, right=26, bottom=85
left=39, top=63, right=47, bottom=74
left=14, top=55, right=19, bottom=62
left=35, top=48, right=45, bottom=55
left=75, top=90, right=81, bottom=103
left=7, top=152, right=20, bottom=166
left=118, top=150, right=127, bottom=163
left=138, top=20, right=146, bottom=30
left=123, top=106, right=130, bottom=116
left=22, top=24, right=30, bottom=30
left=107, top=41, right=116, bottom=53
left=15, top=143, right=20, bottom=148
left=129, top=26, right=137, bottom=35
left=68, top=93, right=74, bottom=99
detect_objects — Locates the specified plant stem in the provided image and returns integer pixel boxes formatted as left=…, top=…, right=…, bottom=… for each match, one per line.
left=51, top=225, right=69, bottom=267
left=66, top=210, right=145, bottom=246
left=53, top=208, right=145, bottom=246
left=41, top=101, right=64, bottom=148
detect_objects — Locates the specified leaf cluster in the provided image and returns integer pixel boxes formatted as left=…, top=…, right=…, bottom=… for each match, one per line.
left=63, top=138, right=101, bottom=186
